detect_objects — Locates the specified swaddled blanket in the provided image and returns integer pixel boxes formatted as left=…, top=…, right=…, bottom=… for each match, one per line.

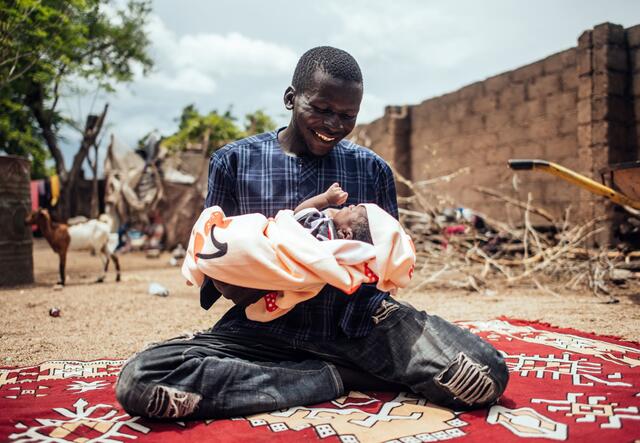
left=182, top=204, right=415, bottom=322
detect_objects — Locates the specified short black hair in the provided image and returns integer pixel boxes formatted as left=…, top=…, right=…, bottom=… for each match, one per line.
left=351, top=214, right=373, bottom=244
left=292, top=46, right=363, bottom=93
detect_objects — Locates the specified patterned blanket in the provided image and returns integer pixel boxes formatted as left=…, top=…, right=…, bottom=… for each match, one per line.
left=1, top=319, right=639, bottom=442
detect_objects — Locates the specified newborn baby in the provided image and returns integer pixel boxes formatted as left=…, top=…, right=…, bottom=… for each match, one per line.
left=182, top=184, right=415, bottom=322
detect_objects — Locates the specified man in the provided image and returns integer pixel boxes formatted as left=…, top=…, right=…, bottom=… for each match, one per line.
left=116, top=46, right=508, bottom=419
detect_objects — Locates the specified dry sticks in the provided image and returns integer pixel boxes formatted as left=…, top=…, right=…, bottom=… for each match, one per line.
left=397, top=170, right=638, bottom=299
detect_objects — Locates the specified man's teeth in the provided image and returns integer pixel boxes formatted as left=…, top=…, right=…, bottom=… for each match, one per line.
left=313, top=130, right=335, bottom=142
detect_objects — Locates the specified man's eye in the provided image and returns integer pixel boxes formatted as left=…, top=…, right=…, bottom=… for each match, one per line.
left=312, top=106, right=330, bottom=114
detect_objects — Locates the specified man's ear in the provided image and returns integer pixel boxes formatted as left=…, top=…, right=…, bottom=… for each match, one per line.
left=283, top=86, right=295, bottom=110
left=338, top=227, right=353, bottom=240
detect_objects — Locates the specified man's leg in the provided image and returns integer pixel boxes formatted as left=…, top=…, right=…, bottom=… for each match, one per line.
left=304, top=300, right=509, bottom=410
left=115, top=330, right=343, bottom=419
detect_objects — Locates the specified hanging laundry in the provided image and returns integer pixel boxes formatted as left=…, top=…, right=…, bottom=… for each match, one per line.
left=50, top=175, right=60, bottom=206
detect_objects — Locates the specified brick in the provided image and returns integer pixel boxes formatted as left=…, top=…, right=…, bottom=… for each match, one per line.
left=471, top=95, right=498, bottom=113
left=578, top=76, right=593, bottom=99
left=545, top=135, right=577, bottom=158
left=499, top=126, right=527, bottom=145
left=608, top=124, right=632, bottom=156
left=592, top=121, right=609, bottom=145
left=561, top=49, right=577, bottom=67
left=593, top=71, right=627, bottom=96
left=485, top=112, right=511, bottom=130
left=485, top=146, right=512, bottom=165
left=441, top=122, right=462, bottom=137
left=592, top=23, right=625, bottom=46
left=460, top=115, right=484, bottom=133
left=631, top=48, right=640, bottom=73
left=527, top=118, right=557, bottom=140
left=577, top=100, right=592, bottom=125
left=592, top=97, right=607, bottom=121
left=498, top=84, right=526, bottom=108
left=594, top=45, right=628, bottom=72
left=558, top=111, right=577, bottom=135
left=545, top=91, right=577, bottom=116
left=446, top=100, right=469, bottom=122
left=458, top=82, right=484, bottom=99
left=577, top=124, right=592, bottom=147
left=485, top=73, right=512, bottom=93
left=513, top=98, right=545, bottom=122
left=543, top=53, right=566, bottom=74
left=607, top=96, right=633, bottom=124
left=471, top=132, right=498, bottom=150
left=511, top=141, right=544, bottom=158
left=577, top=48, right=593, bottom=76
left=512, top=62, right=543, bottom=82
left=578, top=30, right=592, bottom=48
left=527, top=74, right=561, bottom=98
left=561, top=69, right=578, bottom=91
left=628, top=25, right=640, bottom=48
left=634, top=74, right=640, bottom=97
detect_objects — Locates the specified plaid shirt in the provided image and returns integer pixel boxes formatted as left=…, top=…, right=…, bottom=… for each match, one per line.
left=203, top=129, right=398, bottom=342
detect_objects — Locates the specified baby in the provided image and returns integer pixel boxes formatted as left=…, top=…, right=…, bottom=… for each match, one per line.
left=182, top=184, right=415, bottom=322
left=212, top=182, right=374, bottom=308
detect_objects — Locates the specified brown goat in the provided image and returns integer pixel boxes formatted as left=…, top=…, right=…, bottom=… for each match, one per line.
left=26, top=208, right=121, bottom=286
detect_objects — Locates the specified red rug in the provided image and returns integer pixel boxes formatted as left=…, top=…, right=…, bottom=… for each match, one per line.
left=1, top=319, right=639, bottom=442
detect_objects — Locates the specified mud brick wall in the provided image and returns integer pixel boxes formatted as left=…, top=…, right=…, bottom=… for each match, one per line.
left=353, top=22, right=639, bottom=240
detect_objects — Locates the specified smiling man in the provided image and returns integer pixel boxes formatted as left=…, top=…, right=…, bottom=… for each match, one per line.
left=116, top=46, right=509, bottom=420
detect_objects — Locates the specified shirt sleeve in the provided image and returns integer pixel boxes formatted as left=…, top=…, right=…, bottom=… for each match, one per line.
left=374, top=158, right=399, bottom=220
left=204, top=148, right=239, bottom=215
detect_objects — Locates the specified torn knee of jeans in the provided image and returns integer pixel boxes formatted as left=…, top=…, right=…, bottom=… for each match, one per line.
left=434, top=352, right=498, bottom=407
left=147, top=385, right=201, bottom=419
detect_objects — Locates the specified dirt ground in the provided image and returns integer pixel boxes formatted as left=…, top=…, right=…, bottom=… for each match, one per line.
left=1, top=238, right=639, bottom=366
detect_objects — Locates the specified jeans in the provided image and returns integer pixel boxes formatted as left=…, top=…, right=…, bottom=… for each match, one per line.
left=115, top=299, right=508, bottom=419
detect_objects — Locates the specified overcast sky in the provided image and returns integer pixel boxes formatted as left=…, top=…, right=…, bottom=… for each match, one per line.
left=60, top=0, right=640, bottom=165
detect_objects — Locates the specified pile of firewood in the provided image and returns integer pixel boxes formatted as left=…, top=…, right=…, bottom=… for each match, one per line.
left=393, top=169, right=640, bottom=301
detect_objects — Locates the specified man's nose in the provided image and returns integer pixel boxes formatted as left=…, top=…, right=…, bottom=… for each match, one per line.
left=324, top=114, right=343, bottom=132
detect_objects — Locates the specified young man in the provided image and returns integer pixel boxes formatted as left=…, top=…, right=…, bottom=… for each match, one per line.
left=116, top=46, right=508, bottom=419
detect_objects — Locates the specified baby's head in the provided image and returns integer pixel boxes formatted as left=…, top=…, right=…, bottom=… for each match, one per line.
left=332, top=205, right=372, bottom=243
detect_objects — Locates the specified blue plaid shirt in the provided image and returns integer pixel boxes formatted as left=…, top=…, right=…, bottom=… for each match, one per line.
left=203, top=129, right=398, bottom=342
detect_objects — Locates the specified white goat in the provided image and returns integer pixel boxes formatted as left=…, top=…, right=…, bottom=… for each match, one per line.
left=26, top=209, right=121, bottom=286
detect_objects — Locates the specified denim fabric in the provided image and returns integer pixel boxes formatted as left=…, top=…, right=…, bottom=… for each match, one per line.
left=116, top=300, right=508, bottom=419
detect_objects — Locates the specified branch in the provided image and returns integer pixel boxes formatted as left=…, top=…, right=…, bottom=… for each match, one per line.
left=474, top=186, right=555, bottom=222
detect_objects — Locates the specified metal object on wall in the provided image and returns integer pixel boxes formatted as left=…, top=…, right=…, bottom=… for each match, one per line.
left=0, top=156, right=34, bottom=286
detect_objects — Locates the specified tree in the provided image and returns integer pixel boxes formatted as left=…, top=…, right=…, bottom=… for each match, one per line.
left=0, top=0, right=153, bottom=218
left=161, top=105, right=277, bottom=155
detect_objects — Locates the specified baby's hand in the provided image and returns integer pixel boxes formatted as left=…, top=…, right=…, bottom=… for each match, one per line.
left=325, top=182, right=348, bottom=205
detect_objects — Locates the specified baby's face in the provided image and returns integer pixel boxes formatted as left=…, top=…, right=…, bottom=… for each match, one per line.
left=332, top=205, right=367, bottom=232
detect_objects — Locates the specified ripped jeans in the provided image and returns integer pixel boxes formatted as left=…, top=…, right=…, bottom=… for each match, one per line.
left=115, top=300, right=508, bottom=419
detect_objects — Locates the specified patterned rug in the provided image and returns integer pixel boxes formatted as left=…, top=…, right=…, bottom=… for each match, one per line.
left=1, top=319, right=639, bottom=442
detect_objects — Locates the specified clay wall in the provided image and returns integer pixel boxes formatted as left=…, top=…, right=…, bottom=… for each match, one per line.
left=353, top=22, right=640, bottom=238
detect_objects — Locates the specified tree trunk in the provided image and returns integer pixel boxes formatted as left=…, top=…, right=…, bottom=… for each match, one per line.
left=89, top=142, right=99, bottom=219
left=63, top=103, right=108, bottom=220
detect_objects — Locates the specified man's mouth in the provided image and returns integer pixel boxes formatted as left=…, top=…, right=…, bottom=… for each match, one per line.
left=312, top=129, right=336, bottom=143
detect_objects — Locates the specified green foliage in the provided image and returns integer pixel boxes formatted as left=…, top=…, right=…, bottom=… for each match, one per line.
left=161, top=105, right=277, bottom=156
left=0, top=0, right=153, bottom=178
left=245, top=110, right=277, bottom=135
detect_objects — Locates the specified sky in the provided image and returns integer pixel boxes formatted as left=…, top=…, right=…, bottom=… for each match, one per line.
left=59, top=0, right=640, bottom=168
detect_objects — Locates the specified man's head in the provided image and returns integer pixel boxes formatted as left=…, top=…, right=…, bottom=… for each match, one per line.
left=332, top=205, right=372, bottom=243
left=282, top=46, right=363, bottom=157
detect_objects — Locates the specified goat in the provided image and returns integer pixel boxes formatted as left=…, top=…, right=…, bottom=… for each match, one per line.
left=26, top=208, right=121, bottom=286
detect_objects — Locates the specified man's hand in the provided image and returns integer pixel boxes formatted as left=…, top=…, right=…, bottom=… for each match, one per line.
left=324, top=182, right=348, bottom=206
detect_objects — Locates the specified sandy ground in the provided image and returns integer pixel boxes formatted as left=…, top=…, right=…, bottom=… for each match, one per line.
left=1, top=238, right=639, bottom=366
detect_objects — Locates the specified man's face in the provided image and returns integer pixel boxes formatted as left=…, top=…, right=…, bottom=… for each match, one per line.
left=289, top=69, right=363, bottom=157
left=333, top=204, right=367, bottom=239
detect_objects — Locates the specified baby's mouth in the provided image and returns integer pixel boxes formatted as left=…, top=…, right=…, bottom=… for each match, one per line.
left=312, top=129, right=336, bottom=143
